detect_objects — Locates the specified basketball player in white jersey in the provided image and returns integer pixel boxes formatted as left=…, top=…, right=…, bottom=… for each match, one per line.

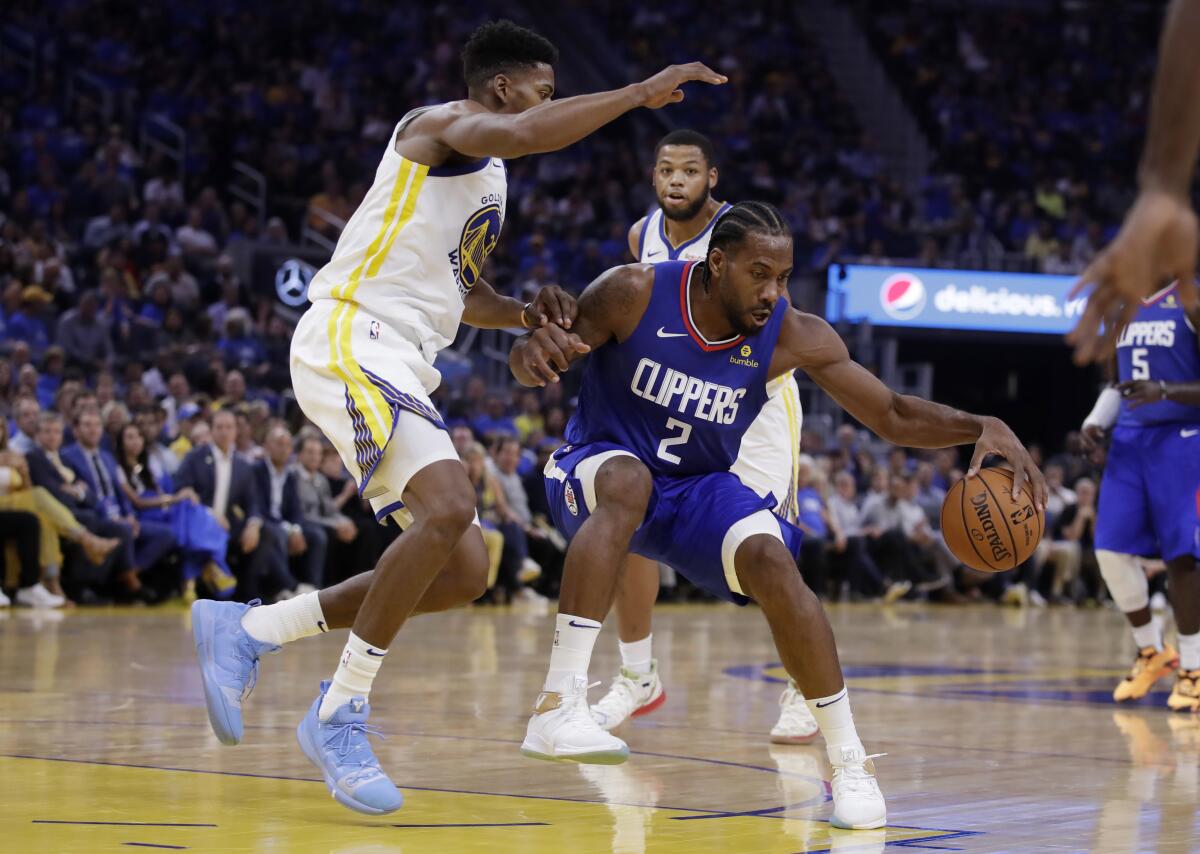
left=190, top=20, right=726, bottom=815
left=590, top=131, right=817, bottom=743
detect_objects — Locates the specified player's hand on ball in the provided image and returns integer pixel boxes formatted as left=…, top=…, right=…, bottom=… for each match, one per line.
left=967, top=416, right=1047, bottom=511
left=1116, top=379, right=1166, bottom=409
left=1068, top=189, right=1199, bottom=365
left=518, top=325, right=591, bottom=386
left=637, top=62, right=728, bottom=109
left=527, top=285, right=578, bottom=330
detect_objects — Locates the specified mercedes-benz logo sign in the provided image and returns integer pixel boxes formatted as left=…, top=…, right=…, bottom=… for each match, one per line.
left=275, top=258, right=315, bottom=307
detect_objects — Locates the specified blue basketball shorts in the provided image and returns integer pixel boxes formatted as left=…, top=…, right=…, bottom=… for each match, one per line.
left=1095, top=423, right=1200, bottom=561
left=543, top=442, right=804, bottom=604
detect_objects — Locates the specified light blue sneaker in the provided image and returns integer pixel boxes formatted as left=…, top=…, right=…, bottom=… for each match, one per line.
left=191, top=599, right=279, bottom=745
left=296, top=681, right=404, bottom=815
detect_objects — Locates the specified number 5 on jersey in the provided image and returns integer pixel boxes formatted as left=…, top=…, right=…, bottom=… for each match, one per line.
left=657, top=417, right=692, bottom=464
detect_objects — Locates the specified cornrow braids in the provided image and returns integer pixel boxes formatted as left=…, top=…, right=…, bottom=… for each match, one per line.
left=701, top=201, right=790, bottom=288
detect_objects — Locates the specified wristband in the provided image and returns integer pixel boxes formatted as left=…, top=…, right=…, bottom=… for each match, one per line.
left=520, top=302, right=535, bottom=329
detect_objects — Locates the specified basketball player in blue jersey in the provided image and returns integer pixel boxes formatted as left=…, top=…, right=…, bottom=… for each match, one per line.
left=510, top=202, right=1045, bottom=829
left=592, top=130, right=817, bottom=744
left=189, top=20, right=727, bottom=816
left=1080, top=281, right=1200, bottom=711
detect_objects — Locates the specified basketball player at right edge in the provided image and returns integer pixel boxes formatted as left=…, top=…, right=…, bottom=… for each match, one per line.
left=190, top=19, right=725, bottom=816
left=591, top=130, right=817, bottom=744
left=1081, top=279, right=1200, bottom=711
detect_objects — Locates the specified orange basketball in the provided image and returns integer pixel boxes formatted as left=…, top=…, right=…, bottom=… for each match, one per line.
left=940, top=466, right=1044, bottom=573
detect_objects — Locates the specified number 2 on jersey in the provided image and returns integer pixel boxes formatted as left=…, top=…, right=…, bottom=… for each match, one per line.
left=656, top=417, right=692, bottom=465
left=1131, top=348, right=1149, bottom=380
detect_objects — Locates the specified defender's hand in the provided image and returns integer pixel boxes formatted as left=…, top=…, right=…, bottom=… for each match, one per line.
left=527, top=286, right=578, bottom=330
left=1068, top=190, right=1199, bottom=364
left=966, top=417, right=1047, bottom=511
left=636, top=62, right=727, bottom=109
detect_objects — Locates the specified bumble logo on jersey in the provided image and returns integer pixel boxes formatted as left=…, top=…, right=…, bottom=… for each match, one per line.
left=730, top=344, right=759, bottom=368
left=449, top=203, right=502, bottom=295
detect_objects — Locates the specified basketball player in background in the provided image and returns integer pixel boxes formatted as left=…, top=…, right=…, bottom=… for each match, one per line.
left=190, top=19, right=726, bottom=816
left=1070, top=0, right=1200, bottom=362
left=509, top=202, right=1046, bottom=829
left=591, top=130, right=817, bottom=745
left=1081, top=279, right=1200, bottom=711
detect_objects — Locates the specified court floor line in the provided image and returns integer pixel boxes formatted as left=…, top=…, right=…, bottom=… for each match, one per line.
left=33, top=820, right=217, bottom=827
left=2, top=753, right=974, bottom=838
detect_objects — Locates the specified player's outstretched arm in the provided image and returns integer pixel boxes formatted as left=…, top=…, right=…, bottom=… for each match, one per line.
left=774, top=309, right=1047, bottom=507
left=508, top=264, right=651, bottom=387
left=462, top=277, right=577, bottom=330
left=441, top=64, right=726, bottom=159
left=1068, top=0, right=1200, bottom=363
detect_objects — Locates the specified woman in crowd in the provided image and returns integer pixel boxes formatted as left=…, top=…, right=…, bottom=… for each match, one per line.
left=113, top=422, right=230, bottom=599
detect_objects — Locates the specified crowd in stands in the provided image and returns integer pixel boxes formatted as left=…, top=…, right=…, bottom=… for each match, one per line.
left=0, top=1, right=1164, bottom=611
left=861, top=0, right=1161, bottom=273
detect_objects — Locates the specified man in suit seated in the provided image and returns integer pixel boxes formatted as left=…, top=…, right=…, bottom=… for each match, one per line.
left=254, top=426, right=311, bottom=595
left=64, top=409, right=176, bottom=599
left=293, top=434, right=362, bottom=587
left=174, top=409, right=290, bottom=600
left=25, top=411, right=146, bottom=602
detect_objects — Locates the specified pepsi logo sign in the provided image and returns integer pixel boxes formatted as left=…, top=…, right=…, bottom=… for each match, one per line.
left=880, top=273, right=926, bottom=320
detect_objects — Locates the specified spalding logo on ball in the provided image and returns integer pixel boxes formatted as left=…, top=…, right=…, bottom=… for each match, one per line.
left=940, top=466, right=1045, bottom=572
left=879, top=272, right=926, bottom=320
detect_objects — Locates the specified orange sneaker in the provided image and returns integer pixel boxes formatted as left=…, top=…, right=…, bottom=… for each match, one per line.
left=1113, top=645, right=1180, bottom=702
left=1167, top=669, right=1200, bottom=713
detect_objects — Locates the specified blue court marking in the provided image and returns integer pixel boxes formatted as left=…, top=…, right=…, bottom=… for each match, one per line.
left=34, top=821, right=216, bottom=827
left=3, top=753, right=977, bottom=842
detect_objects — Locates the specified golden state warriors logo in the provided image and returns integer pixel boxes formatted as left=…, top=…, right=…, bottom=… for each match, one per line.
left=449, top=204, right=502, bottom=296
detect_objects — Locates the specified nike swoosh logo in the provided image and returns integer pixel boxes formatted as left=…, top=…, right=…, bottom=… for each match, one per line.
left=567, top=620, right=600, bottom=629
left=1182, top=429, right=1199, bottom=438
left=815, top=690, right=847, bottom=708
left=657, top=327, right=689, bottom=338
left=317, top=621, right=327, bottom=632
left=646, top=251, right=663, bottom=258
left=366, top=648, right=386, bottom=656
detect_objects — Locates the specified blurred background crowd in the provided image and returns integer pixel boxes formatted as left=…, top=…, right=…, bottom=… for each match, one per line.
left=0, top=0, right=1166, bottom=610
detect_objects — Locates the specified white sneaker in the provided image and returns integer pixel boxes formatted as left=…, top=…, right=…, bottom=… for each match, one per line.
left=829, top=745, right=887, bottom=830
left=16, top=583, right=65, bottom=609
left=517, top=558, right=542, bottom=585
left=591, top=661, right=665, bottom=731
left=521, top=675, right=630, bottom=764
left=0, top=588, right=10, bottom=607
left=1002, top=582, right=1029, bottom=607
left=1029, top=589, right=1047, bottom=608
left=770, top=680, right=819, bottom=744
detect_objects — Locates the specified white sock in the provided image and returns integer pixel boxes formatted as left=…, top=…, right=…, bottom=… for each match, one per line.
left=319, top=632, right=385, bottom=721
left=1179, top=631, right=1200, bottom=671
left=1130, top=617, right=1163, bottom=652
left=805, top=686, right=865, bottom=763
left=545, top=613, right=601, bottom=693
left=619, top=634, right=653, bottom=674
left=241, top=591, right=327, bottom=646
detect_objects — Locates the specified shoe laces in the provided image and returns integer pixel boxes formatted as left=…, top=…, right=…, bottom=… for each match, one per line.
left=324, top=718, right=387, bottom=775
left=564, top=681, right=604, bottom=724
left=832, top=753, right=886, bottom=798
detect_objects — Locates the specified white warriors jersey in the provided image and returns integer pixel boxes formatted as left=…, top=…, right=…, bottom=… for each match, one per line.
left=307, top=105, right=508, bottom=357
left=636, top=202, right=804, bottom=521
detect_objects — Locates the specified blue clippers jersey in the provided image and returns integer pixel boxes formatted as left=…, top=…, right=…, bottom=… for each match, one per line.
left=565, top=261, right=786, bottom=476
left=1115, top=283, right=1200, bottom=427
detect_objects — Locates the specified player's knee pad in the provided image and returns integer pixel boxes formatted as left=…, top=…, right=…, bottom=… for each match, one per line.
left=722, top=509, right=785, bottom=597
left=1096, top=549, right=1149, bottom=613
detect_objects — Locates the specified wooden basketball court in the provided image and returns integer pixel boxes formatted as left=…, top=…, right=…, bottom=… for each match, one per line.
left=1, top=602, right=1196, bottom=853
